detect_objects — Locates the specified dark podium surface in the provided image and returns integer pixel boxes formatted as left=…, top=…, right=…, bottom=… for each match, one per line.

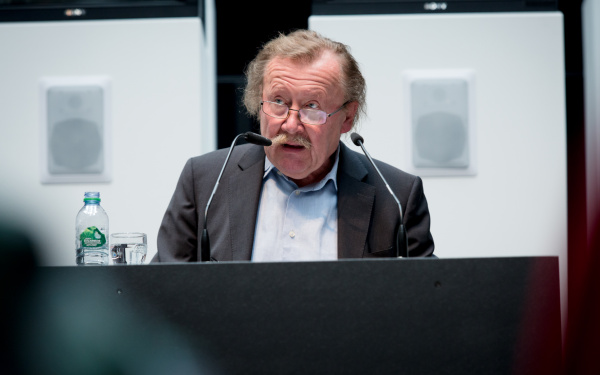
left=34, top=257, right=561, bottom=375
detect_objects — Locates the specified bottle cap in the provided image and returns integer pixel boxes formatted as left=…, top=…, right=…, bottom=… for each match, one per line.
left=83, top=191, right=101, bottom=202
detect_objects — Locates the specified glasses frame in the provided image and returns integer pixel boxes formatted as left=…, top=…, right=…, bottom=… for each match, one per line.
left=260, top=100, right=350, bottom=126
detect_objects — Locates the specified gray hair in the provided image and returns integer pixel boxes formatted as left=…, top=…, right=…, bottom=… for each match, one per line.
left=243, top=29, right=366, bottom=127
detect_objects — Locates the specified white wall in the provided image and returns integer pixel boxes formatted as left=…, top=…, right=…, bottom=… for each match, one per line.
left=310, top=12, right=567, bottom=321
left=583, top=0, right=600, bottom=237
left=0, top=17, right=215, bottom=266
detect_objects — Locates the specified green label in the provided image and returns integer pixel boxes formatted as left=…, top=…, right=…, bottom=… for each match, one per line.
left=80, top=226, right=106, bottom=248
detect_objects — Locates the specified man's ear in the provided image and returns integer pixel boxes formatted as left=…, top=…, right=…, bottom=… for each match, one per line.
left=340, top=101, right=359, bottom=134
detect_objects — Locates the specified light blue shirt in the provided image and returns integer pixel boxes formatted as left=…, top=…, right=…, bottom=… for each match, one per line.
left=251, top=148, right=340, bottom=262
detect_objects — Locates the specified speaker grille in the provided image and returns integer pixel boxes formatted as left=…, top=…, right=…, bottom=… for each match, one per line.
left=410, top=78, right=470, bottom=169
left=414, top=111, right=468, bottom=167
left=46, top=85, right=104, bottom=174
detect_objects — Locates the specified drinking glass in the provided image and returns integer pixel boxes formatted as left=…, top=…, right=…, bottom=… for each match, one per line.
left=110, top=232, right=147, bottom=265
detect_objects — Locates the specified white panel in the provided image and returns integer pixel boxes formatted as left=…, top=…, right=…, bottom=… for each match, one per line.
left=0, top=17, right=214, bottom=266
left=311, top=12, right=567, bottom=325
left=583, top=0, right=600, bottom=239
left=202, top=0, right=218, bottom=154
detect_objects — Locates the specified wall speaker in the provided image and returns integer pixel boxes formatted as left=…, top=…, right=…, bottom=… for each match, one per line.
left=40, top=77, right=111, bottom=183
left=404, top=70, right=476, bottom=176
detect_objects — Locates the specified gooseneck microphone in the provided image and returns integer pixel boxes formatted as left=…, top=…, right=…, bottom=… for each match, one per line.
left=350, top=132, right=408, bottom=258
left=201, top=132, right=272, bottom=262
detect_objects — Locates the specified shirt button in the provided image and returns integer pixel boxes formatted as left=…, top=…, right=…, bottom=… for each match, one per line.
left=289, top=231, right=296, bottom=238
left=295, top=190, right=300, bottom=196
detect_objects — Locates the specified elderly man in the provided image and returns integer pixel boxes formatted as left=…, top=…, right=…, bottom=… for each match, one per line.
left=153, top=30, right=434, bottom=262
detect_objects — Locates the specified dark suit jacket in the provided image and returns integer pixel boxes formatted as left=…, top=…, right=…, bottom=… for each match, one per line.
left=154, top=142, right=434, bottom=262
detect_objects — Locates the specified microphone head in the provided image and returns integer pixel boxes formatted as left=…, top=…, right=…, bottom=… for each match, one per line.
left=350, top=132, right=364, bottom=146
left=244, top=132, right=272, bottom=146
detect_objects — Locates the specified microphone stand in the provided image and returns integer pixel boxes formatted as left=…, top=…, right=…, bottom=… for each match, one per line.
left=351, top=133, right=408, bottom=258
left=201, top=132, right=272, bottom=262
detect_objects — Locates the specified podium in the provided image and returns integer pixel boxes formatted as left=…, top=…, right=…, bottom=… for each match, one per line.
left=32, top=257, right=561, bottom=375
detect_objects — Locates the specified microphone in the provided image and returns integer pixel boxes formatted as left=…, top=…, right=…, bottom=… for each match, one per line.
left=201, top=132, right=272, bottom=262
left=243, top=131, right=272, bottom=146
left=350, top=132, right=408, bottom=258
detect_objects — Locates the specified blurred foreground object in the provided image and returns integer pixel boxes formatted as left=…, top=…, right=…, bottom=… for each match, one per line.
left=0, top=220, right=217, bottom=375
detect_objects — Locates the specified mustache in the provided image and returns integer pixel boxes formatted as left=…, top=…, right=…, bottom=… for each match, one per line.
left=270, top=133, right=312, bottom=150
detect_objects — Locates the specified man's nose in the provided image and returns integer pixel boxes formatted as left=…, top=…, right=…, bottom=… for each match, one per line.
left=281, top=108, right=303, bottom=134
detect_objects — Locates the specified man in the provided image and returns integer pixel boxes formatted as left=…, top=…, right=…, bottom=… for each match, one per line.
left=153, top=30, right=434, bottom=262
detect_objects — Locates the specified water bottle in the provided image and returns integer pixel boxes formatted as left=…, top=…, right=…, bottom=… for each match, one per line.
left=76, top=192, right=109, bottom=265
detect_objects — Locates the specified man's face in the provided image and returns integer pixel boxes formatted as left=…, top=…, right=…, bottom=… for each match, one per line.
left=260, top=52, right=358, bottom=187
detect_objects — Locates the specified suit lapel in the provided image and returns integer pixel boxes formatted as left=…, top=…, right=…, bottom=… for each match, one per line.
left=227, top=145, right=266, bottom=260
left=337, top=143, right=375, bottom=258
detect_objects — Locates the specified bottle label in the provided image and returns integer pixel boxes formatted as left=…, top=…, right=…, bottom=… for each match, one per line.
left=80, top=226, right=107, bottom=248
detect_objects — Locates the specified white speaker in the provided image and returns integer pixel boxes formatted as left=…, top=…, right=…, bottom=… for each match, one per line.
left=40, top=76, right=111, bottom=183
left=404, top=70, right=476, bottom=177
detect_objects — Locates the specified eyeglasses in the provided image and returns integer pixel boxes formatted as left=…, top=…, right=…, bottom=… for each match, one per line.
left=260, top=100, right=349, bottom=126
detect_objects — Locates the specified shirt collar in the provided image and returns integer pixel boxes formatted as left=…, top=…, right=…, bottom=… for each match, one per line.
left=264, top=145, right=340, bottom=191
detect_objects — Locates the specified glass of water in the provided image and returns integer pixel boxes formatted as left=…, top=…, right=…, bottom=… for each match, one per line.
left=110, top=232, right=147, bottom=265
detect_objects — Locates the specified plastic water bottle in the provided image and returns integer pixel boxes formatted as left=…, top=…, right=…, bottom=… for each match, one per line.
left=76, top=192, right=109, bottom=265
